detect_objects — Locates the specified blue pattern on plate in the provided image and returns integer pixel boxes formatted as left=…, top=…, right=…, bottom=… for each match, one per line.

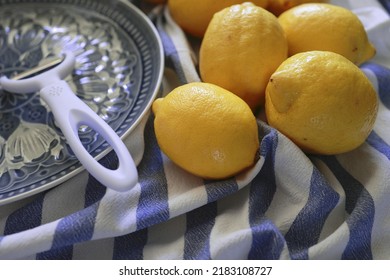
left=0, top=0, right=163, bottom=202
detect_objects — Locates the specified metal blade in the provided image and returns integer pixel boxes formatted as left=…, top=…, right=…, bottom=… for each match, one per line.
left=11, top=56, right=64, bottom=81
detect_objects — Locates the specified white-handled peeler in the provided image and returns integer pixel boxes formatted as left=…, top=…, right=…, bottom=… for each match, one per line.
left=0, top=51, right=138, bottom=192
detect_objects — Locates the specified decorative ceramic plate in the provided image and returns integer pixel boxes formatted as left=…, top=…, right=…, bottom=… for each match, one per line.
left=0, top=0, right=164, bottom=204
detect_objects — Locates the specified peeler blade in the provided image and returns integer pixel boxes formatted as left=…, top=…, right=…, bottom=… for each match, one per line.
left=11, top=56, right=64, bottom=81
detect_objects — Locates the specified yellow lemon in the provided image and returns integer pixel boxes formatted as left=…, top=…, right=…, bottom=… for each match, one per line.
left=267, top=0, right=329, bottom=16
left=265, top=51, right=378, bottom=155
left=168, top=0, right=269, bottom=38
left=278, top=3, right=376, bottom=65
left=199, top=2, right=288, bottom=110
left=152, top=82, right=259, bottom=179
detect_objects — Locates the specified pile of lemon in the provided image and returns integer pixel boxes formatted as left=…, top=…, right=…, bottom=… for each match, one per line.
left=152, top=0, right=379, bottom=179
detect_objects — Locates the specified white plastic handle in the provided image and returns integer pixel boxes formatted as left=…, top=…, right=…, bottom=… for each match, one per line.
left=40, top=80, right=138, bottom=192
left=0, top=51, right=138, bottom=192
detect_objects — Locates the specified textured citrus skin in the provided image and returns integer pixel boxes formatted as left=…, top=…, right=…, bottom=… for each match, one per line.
left=152, top=82, right=259, bottom=179
left=199, top=2, right=288, bottom=110
left=168, top=0, right=269, bottom=38
left=267, top=0, right=329, bottom=16
left=278, top=3, right=376, bottom=65
left=265, top=51, right=378, bottom=155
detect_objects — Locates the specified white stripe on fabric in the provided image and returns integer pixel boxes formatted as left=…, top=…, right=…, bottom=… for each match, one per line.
left=311, top=158, right=346, bottom=243
left=91, top=184, right=142, bottom=240
left=0, top=220, right=59, bottom=259
left=162, top=6, right=200, bottom=83
left=309, top=158, right=348, bottom=259
left=362, top=67, right=379, bottom=92
left=265, top=133, right=312, bottom=234
left=123, top=110, right=151, bottom=166
left=143, top=214, right=186, bottom=259
left=336, top=144, right=390, bottom=259
left=162, top=68, right=184, bottom=94
left=0, top=0, right=389, bottom=260
left=41, top=171, right=89, bottom=224
left=0, top=171, right=89, bottom=259
left=318, top=155, right=375, bottom=259
left=308, top=223, right=350, bottom=260
left=209, top=186, right=252, bottom=259
left=236, top=156, right=266, bottom=190
left=354, top=0, right=390, bottom=68
left=278, top=244, right=292, bottom=260
left=331, top=0, right=386, bottom=12
left=162, top=153, right=207, bottom=218
left=183, top=201, right=216, bottom=259
left=373, top=102, right=390, bottom=143
left=0, top=195, right=37, bottom=235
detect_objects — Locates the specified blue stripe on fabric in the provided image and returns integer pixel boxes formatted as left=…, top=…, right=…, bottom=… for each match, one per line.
left=378, top=0, right=390, bottom=14
left=321, top=156, right=374, bottom=260
left=37, top=152, right=110, bottom=259
left=113, top=228, right=148, bottom=260
left=4, top=193, right=45, bottom=235
left=136, top=116, right=169, bottom=230
left=36, top=203, right=100, bottom=260
left=367, top=130, right=390, bottom=161
left=156, top=12, right=189, bottom=84
left=249, top=219, right=285, bottom=260
left=184, top=202, right=217, bottom=260
left=361, top=63, right=390, bottom=109
left=285, top=167, right=340, bottom=260
left=205, top=179, right=238, bottom=204
left=248, top=128, right=285, bottom=260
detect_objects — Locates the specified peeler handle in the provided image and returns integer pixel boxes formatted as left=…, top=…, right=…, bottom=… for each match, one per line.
left=40, top=80, right=138, bottom=192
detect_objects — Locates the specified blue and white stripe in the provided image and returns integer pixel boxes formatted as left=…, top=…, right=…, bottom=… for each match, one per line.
left=0, top=0, right=390, bottom=260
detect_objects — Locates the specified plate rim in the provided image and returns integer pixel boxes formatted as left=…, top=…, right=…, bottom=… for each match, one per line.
left=0, top=0, right=164, bottom=205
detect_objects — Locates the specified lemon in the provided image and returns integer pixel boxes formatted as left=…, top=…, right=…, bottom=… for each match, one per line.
left=152, top=82, right=259, bottom=179
left=278, top=3, right=376, bottom=65
left=168, top=0, right=269, bottom=38
left=267, top=0, right=329, bottom=16
left=265, top=51, right=378, bottom=155
left=199, top=2, right=288, bottom=110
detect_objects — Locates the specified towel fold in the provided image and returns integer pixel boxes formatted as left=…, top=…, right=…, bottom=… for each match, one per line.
left=0, top=0, right=390, bottom=260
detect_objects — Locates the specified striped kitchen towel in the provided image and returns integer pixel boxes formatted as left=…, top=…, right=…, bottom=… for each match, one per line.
left=0, top=0, right=390, bottom=260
